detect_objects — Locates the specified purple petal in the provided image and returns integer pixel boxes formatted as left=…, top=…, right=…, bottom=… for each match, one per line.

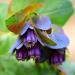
left=34, top=45, right=40, bottom=57
left=49, top=49, right=65, bottom=64
left=23, top=30, right=32, bottom=48
left=59, top=55, right=64, bottom=63
left=28, top=49, right=34, bottom=57
left=26, top=30, right=32, bottom=42
left=20, top=21, right=30, bottom=36
left=33, top=15, right=52, bottom=30
left=49, top=55, right=57, bottom=64
left=30, top=31, right=37, bottom=43
left=16, top=46, right=27, bottom=61
left=23, top=29, right=37, bottom=48
left=28, top=44, right=40, bottom=58
left=35, top=49, right=47, bottom=63
left=10, top=38, right=22, bottom=55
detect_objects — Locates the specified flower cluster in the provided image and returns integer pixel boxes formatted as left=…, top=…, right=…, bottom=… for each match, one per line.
left=10, top=15, right=69, bottom=64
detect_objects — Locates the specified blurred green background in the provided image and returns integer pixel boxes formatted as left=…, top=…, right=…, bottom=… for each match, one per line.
left=0, top=0, right=75, bottom=75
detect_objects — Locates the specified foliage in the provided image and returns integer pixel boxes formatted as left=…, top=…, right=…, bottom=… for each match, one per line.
left=0, top=56, right=55, bottom=75
left=0, top=0, right=74, bottom=75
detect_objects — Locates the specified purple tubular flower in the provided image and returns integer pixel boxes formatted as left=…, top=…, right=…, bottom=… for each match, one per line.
left=16, top=46, right=27, bottom=61
left=23, top=29, right=37, bottom=48
left=48, top=48, right=65, bottom=64
left=28, top=44, right=40, bottom=58
left=35, top=49, right=48, bottom=63
left=35, top=45, right=66, bottom=64
left=10, top=27, right=41, bottom=61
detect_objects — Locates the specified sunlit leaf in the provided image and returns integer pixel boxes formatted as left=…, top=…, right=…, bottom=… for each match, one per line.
left=0, top=0, right=73, bottom=32
left=6, top=3, right=43, bottom=34
left=6, top=19, right=26, bottom=34
left=0, top=56, right=63, bottom=75
left=11, top=0, right=73, bottom=26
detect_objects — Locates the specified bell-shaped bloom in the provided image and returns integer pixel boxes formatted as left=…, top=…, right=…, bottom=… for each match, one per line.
left=35, top=46, right=66, bottom=65
left=16, top=46, right=28, bottom=61
left=48, top=48, right=66, bottom=64
left=9, top=15, right=69, bottom=65
left=28, top=43, right=40, bottom=59
left=23, top=29, right=37, bottom=48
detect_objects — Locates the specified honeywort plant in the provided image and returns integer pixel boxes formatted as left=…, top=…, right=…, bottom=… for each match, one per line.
left=0, top=0, right=74, bottom=74
left=6, top=3, right=69, bottom=65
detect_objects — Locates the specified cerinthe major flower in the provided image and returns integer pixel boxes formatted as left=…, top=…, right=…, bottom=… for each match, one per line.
left=9, top=14, right=69, bottom=64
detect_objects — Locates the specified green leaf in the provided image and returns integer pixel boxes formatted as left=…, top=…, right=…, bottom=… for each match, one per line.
left=0, top=0, right=73, bottom=32
left=11, top=0, right=73, bottom=26
left=6, top=11, right=25, bottom=26
left=0, top=3, right=8, bottom=32
left=0, top=33, right=16, bottom=55
left=6, top=3, right=43, bottom=34
left=34, top=28, right=56, bottom=46
left=0, top=56, right=61, bottom=75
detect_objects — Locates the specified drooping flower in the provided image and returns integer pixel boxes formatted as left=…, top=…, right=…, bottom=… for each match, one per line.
left=35, top=43, right=66, bottom=65
left=9, top=15, right=69, bottom=65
